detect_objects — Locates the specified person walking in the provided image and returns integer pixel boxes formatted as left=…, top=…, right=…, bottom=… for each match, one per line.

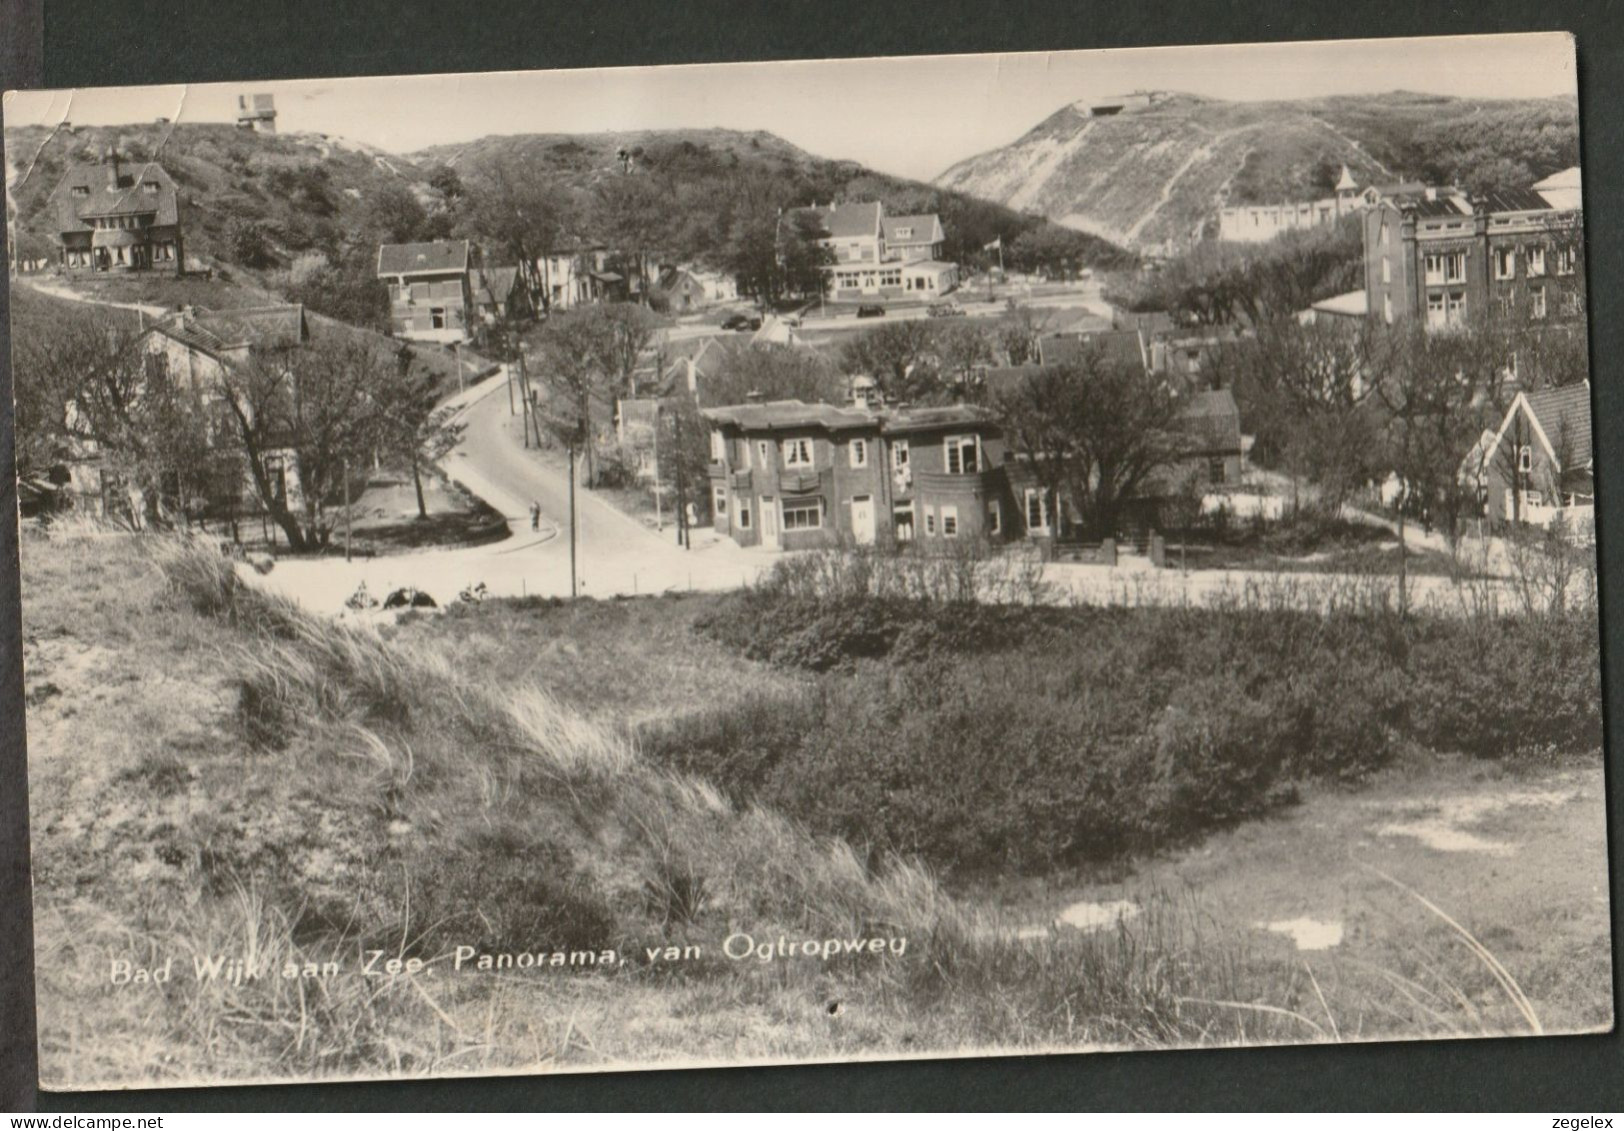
left=530, top=500, right=541, bottom=532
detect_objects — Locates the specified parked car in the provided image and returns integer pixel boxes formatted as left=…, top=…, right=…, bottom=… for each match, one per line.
left=856, top=304, right=886, bottom=318
left=721, top=313, right=762, bottom=331
left=928, top=301, right=965, bottom=317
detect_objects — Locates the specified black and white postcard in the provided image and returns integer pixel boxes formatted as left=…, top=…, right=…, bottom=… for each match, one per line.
left=3, top=31, right=1609, bottom=1090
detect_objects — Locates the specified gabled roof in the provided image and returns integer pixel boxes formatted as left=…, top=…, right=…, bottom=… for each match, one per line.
left=470, top=265, right=521, bottom=300
left=1534, top=167, right=1581, bottom=192
left=1335, top=165, right=1358, bottom=191
left=50, top=160, right=180, bottom=234
left=1520, top=382, right=1593, bottom=470
left=377, top=240, right=470, bottom=277
left=819, top=201, right=883, bottom=240
left=147, top=305, right=309, bottom=359
left=1177, top=388, right=1243, bottom=453
left=882, top=213, right=942, bottom=244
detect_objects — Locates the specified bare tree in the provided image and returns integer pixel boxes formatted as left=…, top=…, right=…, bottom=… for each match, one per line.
left=996, top=346, right=1188, bottom=540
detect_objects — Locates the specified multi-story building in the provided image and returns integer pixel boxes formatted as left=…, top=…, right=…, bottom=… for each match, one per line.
left=799, top=201, right=959, bottom=300
left=534, top=242, right=624, bottom=310
left=48, top=150, right=183, bottom=274
left=377, top=240, right=472, bottom=344
left=704, top=400, right=1010, bottom=550
left=1362, top=181, right=1584, bottom=330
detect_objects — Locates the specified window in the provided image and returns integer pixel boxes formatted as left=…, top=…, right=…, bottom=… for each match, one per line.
left=1424, top=254, right=1445, bottom=285
left=71, top=185, right=89, bottom=198
left=987, top=501, right=1001, bottom=536
left=1024, top=489, right=1050, bottom=533
left=925, top=507, right=936, bottom=536
left=1528, top=246, right=1547, bottom=277
left=710, top=430, right=725, bottom=462
left=756, top=440, right=772, bottom=469
left=1444, top=252, right=1466, bottom=284
left=713, top=486, right=727, bottom=516
left=142, top=180, right=159, bottom=195
left=1518, top=445, right=1533, bottom=474
left=891, top=439, right=909, bottom=469
left=1494, top=247, right=1515, bottom=280
left=1561, top=290, right=1583, bottom=318
left=1556, top=247, right=1577, bottom=276
left=1383, top=294, right=1394, bottom=324
left=893, top=505, right=915, bottom=541
left=1531, top=285, right=1547, bottom=320
left=945, top=435, right=979, bottom=475
left=782, top=501, right=822, bottom=530
left=895, top=227, right=913, bottom=240
left=738, top=501, right=751, bottom=529
left=1427, top=292, right=1446, bottom=328
left=849, top=438, right=869, bottom=468
left=1498, top=290, right=1515, bottom=317
left=430, top=307, right=447, bottom=329
left=783, top=437, right=813, bottom=467
left=1207, top=457, right=1226, bottom=484
left=1445, top=292, right=1466, bottom=323
left=941, top=505, right=959, bottom=538
left=1381, top=258, right=1391, bottom=284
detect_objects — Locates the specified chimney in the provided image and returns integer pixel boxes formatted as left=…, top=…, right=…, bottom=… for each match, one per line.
left=103, top=147, right=120, bottom=189
left=745, top=390, right=765, bottom=404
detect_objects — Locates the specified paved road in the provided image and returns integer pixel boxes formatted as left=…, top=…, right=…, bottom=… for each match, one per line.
left=660, top=280, right=1116, bottom=342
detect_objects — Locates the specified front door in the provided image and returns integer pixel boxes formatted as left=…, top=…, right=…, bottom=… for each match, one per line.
left=761, top=496, right=779, bottom=550
left=851, top=495, right=875, bottom=545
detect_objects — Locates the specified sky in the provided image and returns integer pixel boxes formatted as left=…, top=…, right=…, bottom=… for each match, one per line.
left=2, top=33, right=1578, bottom=183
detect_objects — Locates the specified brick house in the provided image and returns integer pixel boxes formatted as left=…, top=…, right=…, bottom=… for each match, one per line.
left=48, top=151, right=183, bottom=274
left=377, top=240, right=472, bottom=344
left=1471, top=380, right=1593, bottom=528
left=703, top=400, right=1011, bottom=550
left=1362, top=183, right=1584, bottom=329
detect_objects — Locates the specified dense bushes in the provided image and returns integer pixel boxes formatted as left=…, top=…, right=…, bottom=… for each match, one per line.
left=646, top=589, right=1601, bottom=877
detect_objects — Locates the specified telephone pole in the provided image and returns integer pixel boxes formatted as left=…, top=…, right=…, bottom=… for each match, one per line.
left=568, top=430, right=579, bottom=597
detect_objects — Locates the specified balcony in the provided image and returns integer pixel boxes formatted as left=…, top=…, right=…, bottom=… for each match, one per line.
left=777, top=468, right=824, bottom=495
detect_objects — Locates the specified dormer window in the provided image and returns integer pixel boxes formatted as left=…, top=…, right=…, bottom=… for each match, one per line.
left=895, top=227, right=912, bottom=240
left=142, top=181, right=159, bottom=195
left=70, top=186, right=90, bottom=198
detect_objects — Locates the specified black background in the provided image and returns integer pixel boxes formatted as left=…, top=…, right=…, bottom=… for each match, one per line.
left=1, top=0, right=1620, bottom=1111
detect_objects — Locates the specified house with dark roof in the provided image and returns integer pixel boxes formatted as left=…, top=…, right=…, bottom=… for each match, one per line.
left=470, top=265, right=531, bottom=325
left=1473, top=380, right=1593, bottom=528
left=377, top=240, right=473, bottom=344
left=703, top=399, right=1010, bottom=549
left=1362, top=180, right=1584, bottom=330
left=47, top=150, right=183, bottom=274
left=798, top=201, right=959, bottom=301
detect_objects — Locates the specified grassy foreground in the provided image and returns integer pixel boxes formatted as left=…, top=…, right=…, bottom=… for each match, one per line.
left=20, top=525, right=1610, bottom=1089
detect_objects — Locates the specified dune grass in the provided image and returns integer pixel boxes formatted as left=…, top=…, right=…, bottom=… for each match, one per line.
left=20, top=524, right=1601, bottom=1088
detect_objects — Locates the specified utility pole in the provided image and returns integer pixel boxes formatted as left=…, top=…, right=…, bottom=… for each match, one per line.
left=343, top=455, right=352, bottom=562
left=652, top=403, right=663, bottom=531
left=568, top=431, right=579, bottom=598
left=673, top=408, right=689, bottom=549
